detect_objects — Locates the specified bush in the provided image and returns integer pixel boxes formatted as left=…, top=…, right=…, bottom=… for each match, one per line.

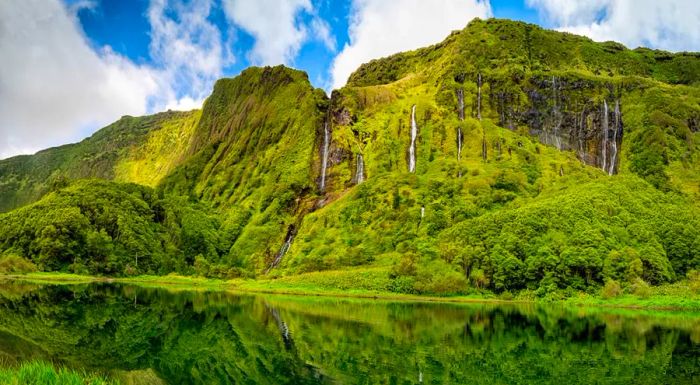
left=0, top=254, right=37, bottom=274
left=630, top=277, right=652, bottom=298
left=601, top=279, right=623, bottom=299
left=688, top=270, right=700, bottom=294
left=412, top=260, right=467, bottom=295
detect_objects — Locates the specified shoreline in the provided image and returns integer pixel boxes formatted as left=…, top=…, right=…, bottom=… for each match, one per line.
left=2, top=272, right=699, bottom=312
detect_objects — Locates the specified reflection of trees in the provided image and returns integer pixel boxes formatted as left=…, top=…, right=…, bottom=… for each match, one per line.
left=0, top=283, right=697, bottom=384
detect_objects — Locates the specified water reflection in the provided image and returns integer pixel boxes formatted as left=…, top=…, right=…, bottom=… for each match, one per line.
left=0, top=281, right=698, bottom=384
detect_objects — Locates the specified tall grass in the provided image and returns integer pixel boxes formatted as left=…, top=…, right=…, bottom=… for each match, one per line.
left=0, top=361, right=118, bottom=385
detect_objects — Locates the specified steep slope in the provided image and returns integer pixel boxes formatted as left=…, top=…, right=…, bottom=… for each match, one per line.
left=276, top=18, right=700, bottom=293
left=0, top=66, right=328, bottom=275
left=159, top=66, right=328, bottom=271
left=0, top=19, right=698, bottom=296
left=0, top=110, right=200, bottom=212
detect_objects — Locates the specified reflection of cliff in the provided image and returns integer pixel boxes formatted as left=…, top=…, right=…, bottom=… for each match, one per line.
left=0, top=283, right=698, bottom=385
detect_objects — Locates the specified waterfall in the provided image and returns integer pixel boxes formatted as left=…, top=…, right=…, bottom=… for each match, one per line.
left=355, top=153, right=365, bottom=184
left=602, top=100, right=609, bottom=172
left=319, top=121, right=330, bottom=191
left=421, top=206, right=425, bottom=218
left=477, top=73, right=482, bottom=121
left=552, top=76, right=562, bottom=150
left=409, top=105, right=418, bottom=173
left=457, top=88, right=464, bottom=121
left=609, top=100, right=620, bottom=175
left=457, top=128, right=463, bottom=161
left=267, top=226, right=295, bottom=273
left=457, top=89, right=464, bottom=166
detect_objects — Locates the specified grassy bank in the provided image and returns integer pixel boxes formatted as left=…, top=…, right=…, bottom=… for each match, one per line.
left=2, top=269, right=700, bottom=311
left=0, top=361, right=117, bottom=385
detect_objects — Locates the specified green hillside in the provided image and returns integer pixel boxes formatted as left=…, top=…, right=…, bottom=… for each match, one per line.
left=0, top=110, right=200, bottom=212
left=0, top=19, right=699, bottom=297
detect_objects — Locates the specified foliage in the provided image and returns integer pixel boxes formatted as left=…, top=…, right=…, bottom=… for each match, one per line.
left=0, top=111, right=199, bottom=212
left=0, top=20, right=698, bottom=298
left=630, top=277, right=652, bottom=299
left=0, top=254, right=37, bottom=274
left=601, top=279, right=623, bottom=299
left=0, top=361, right=117, bottom=385
left=0, top=180, right=225, bottom=276
left=689, top=270, right=700, bottom=294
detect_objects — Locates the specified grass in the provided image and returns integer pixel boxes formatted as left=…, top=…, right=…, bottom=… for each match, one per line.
left=3, top=270, right=700, bottom=311
left=0, top=361, right=117, bottom=385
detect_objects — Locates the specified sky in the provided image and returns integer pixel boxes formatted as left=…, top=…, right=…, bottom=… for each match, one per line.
left=1, top=0, right=699, bottom=159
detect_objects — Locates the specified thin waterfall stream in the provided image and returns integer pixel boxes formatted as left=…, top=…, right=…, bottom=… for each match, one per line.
left=319, top=121, right=330, bottom=191
left=355, top=153, right=365, bottom=184
left=602, top=100, right=609, bottom=172
left=477, top=73, right=482, bottom=121
left=609, top=100, right=620, bottom=175
left=409, top=105, right=418, bottom=173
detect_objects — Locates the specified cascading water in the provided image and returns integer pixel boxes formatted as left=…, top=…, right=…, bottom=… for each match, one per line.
left=457, top=129, right=463, bottom=161
left=551, top=76, right=562, bottom=150
left=456, top=89, right=464, bottom=165
left=355, top=153, right=365, bottom=184
left=608, top=100, right=620, bottom=175
left=477, top=73, right=482, bottom=121
left=319, top=121, right=330, bottom=191
left=457, top=88, right=465, bottom=121
left=601, top=100, right=609, bottom=172
left=267, top=226, right=295, bottom=273
left=409, top=105, right=418, bottom=173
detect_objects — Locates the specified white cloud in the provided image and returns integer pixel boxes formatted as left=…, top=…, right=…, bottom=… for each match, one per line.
left=0, top=0, right=160, bottom=158
left=222, top=0, right=335, bottom=65
left=0, top=0, right=231, bottom=159
left=527, top=0, right=700, bottom=52
left=148, top=0, right=232, bottom=107
left=330, top=0, right=492, bottom=90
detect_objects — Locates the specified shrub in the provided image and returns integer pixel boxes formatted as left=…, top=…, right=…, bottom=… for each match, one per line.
left=630, top=277, right=652, bottom=298
left=123, top=264, right=137, bottom=276
left=601, top=279, right=623, bottom=299
left=412, top=260, right=467, bottom=295
left=688, top=270, right=700, bottom=294
left=0, top=254, right=37, bottom=274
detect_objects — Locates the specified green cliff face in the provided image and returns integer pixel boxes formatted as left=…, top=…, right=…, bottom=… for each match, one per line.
left=0, top=110, right=200, bottom=212
left=159, top=66, right=328, bottom=271
left=0, top=19, right=698, bottom=295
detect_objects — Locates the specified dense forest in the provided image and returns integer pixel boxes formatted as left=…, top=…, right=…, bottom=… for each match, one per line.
left=0, top=19, right=699, bottom=297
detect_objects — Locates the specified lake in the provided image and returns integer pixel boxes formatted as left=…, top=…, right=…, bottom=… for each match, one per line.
left=0, top=281, right=698, bottom=384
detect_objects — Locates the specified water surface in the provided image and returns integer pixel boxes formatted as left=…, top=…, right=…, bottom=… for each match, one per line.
left=0, top=281, right=698, bottom=384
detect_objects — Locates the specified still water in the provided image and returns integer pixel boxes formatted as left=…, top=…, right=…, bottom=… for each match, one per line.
left=0, top=281, right=698, bottom=384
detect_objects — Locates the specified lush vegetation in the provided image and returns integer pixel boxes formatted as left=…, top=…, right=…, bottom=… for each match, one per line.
left=0, top=111, right=199, bottom=212
left=0, top=361, right=117, bottom=385
left=0, top=20, right=698, bottom=300
left=0, top=180, right=229, bottom=277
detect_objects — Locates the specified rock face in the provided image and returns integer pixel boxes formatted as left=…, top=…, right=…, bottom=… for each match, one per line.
left=487, top=74, right=624, bottom=174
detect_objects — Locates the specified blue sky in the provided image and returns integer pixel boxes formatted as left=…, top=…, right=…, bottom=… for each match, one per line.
left=69, top=0, right=529, bottom=92
left=1, top=0, right=699, bottom=158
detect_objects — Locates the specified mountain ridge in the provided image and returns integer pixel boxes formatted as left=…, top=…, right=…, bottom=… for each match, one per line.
left=1, top=18, right=699, bottom=296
